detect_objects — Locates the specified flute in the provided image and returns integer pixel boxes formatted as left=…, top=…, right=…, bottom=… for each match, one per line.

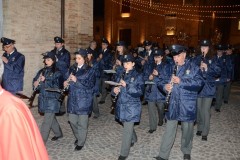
left=164, top=63, right=178, bottom=112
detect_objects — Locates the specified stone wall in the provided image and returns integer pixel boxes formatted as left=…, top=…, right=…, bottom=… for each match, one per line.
left=2, top=0, right=93, bottom=96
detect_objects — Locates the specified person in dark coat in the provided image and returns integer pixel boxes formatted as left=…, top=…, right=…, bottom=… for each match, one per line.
left=1, top=37, right=25, bottom=95
left=223, top=44, right=234, bottom=104
left=87, top=48, right=101, bottom=118
left=33, top=51, right=64, bottom=144
left=155, top=45, right=204, bottom=160
left=143, top=49, right=168, bottom=133
left=112, top=54, right=144, bottom=160
left=191, top=40, right=221, bottom=141
left=65, top=48, right=95, bottom=151
left=51, top=36, right=71, bottom=115
left=99, top=38, right=113, bottom=104
left=213, top=44, right=228, bottom=112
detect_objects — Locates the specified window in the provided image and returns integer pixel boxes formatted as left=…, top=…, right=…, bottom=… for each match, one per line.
left=238, top=19, right=240, bottom=30
left=121, top=0, right=130, bottom=18
left=165, top=13, right=177, bottom=35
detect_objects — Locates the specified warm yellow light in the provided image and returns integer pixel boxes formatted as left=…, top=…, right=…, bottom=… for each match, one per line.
left=166, top=30, right=175, bottom=35
left=121, top=13, right=130, bottom=18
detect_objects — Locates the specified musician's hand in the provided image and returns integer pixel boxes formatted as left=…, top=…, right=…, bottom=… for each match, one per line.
left=165, top=84, right=172, bottom=92
left=33, top=81, right=39, bottom=88
left=172, top=75, right=181, bottom=84
left=201, top=62, right=208, bottom=71
left=2, top=56, right=8, bottom=63
left=141, top=60, right=145, bottom=65
left=113, top=87, right=120, bottom=95
left=70, top=75, right=77, bottom=82
left=99, top=54, right=103, bottom=59
left=144, top=56, right=148, bottom=61
left=63, top=81, right=69, bottom=88
left=152, top=69, right=158, bottom=76
left=40, top=76, right=45, bottom=82
left=116, top=59, right=122, bottom=66
left=120, top=79, right=126, bottom=87
left=149, top=74, right=154, bottom=80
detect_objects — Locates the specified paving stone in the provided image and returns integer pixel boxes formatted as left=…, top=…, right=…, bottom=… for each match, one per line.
left=30, top=82, right=240, bottom=160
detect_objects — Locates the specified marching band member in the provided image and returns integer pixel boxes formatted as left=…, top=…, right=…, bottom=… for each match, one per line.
left=1, top=37, right=25, bottom=95
left=112, top=54, right=144, bottom=160
left=65, top=48, right=95, bottom=151
left=155, top=45, right=204, bottom=160
left=192, top=40, right=221, bottom=141
left=33, top=51, right=64, bottom=144
left=143, top=49, right=167, bottom=133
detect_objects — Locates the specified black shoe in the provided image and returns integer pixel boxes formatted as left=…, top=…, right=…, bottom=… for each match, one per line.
left=196, top=131, right=202, bottom=136
left=202, top=136, right=207, bottom=141
left=183, top=154, right=191, bottom=160
left=99, top=100, right=105, bottom=104
left=148, top=129, right=156, bottom=133
left=142, top=101, right=148, bottom=105
left=74, top=140, right=78, bottom=145
left=118, top=155, right=127, bottom=160
left=55, top=111, right=66, bottom=116
left=93, top=115, right=99, bottom=119
left=74, top=145, right=83, bottom=151
left=154, top=156, right=167, bottom=160
left=215, top=109, right=221, bottom=112
left=224, top=101, right=228, bottom=104
left=51, top=135, right=63, bottom=141
left=130, top=142, right=134, bottom=147
left=158, top=121, right=163, bottom=126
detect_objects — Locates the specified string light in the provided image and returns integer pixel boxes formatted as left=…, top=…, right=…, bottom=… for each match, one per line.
left=111, top=0, right=203, bottom=22
left=122, top=0, right=237, bottom=19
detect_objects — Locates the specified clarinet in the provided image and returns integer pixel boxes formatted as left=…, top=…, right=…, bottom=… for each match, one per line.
left=110, top=70, right=126, bottom=114
left=149, top=63, right=158, bottom=93
left=164, top=63, right=178, bottom=112
left=29, top=67, right=46, bottom=108
left=58, top=64, right=77, bottom=102
left=201, top=52, right=205, bottom=71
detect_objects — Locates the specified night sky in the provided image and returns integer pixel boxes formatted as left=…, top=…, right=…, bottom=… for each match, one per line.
left=94, top=0, right=104, bottom=17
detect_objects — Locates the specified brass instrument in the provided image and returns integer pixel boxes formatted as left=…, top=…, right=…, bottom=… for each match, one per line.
left=164, top=63, right=178, bottom=112
left=58, top=64, right=77, bottom=102
left=29, top=67, right=46, bottom=108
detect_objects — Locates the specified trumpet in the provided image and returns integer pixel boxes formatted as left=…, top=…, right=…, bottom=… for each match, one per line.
left=58, top=64, right=77, bottom=102
left=164, top=63, right=178, bottom=112
left=29, top=67, right=46, bottom=108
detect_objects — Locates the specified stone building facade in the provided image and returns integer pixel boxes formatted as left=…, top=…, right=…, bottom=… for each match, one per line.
left=1, top=0, right=93, bottom=96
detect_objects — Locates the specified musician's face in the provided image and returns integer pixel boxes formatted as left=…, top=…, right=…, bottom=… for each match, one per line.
left=117, top=46, right=123, bottom=53
left=87, top=53, right=92, bottom=60
left=123, top=61, right=135, bottom=72
left=45, top=58, right=54, bottom=67
left=75, top=54, right=85, bottom=66
left=102, top=43, right=108, bottom=50
left=201, top=46, right=209, bottom=54
left=55, top=43, right=64, bottom=49
left=173, top=52, right=186, bottom=66
left=154, top=55, right=163, bottom=63
left=217, top=50, right=223, bottom=56
left=145, top=45, right=151, bottom=51
left=226, top=49, right=232, bottom=55
left=3, top=43, right=14, bottom=54
left=90, top=42, right=97, bottom=49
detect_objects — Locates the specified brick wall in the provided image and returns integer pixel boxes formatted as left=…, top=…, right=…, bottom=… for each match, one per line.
left=2, top=0, right=93, bottom=96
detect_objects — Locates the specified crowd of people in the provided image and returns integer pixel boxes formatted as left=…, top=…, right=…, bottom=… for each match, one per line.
left=0, top=36, right=239, bottom=160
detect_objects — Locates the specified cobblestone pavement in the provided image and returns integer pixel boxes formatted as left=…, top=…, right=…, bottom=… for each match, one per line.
left=29, top=82, right=240, bottom=160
